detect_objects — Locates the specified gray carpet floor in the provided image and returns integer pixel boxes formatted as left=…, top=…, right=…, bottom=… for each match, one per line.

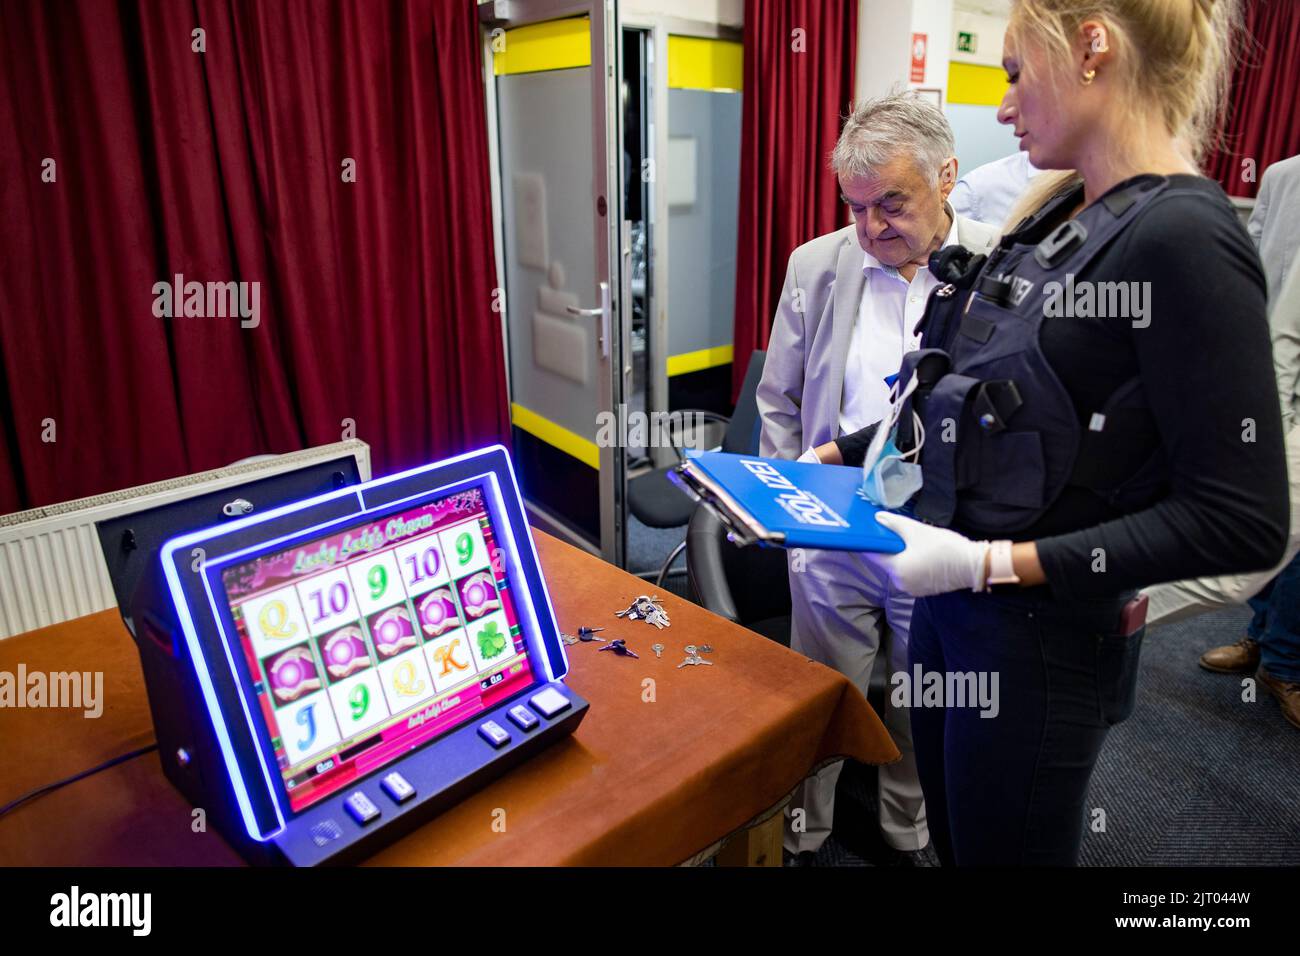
left=818, top=605, right=1300, bottom=866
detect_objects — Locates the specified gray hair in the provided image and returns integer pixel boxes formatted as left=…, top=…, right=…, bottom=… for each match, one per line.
left=831, top=90, right=956, bottom=186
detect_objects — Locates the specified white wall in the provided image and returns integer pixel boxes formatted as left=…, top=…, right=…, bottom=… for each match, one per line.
left=853, top=0, right=1019, bottom=176
left=624, top=0, right=742, bottom=29
left=855, top=0, right=951, bottom=103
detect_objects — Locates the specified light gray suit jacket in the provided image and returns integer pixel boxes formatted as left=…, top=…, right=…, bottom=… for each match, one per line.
left=757, top=215, right=1000, bottom=460
left=1248, top=154, right=1300, bottom=307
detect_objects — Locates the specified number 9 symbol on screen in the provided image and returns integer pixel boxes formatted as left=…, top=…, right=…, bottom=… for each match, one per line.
left=456, top=531, right=474, bottom=566
left=367, top=564, right=388, bottom=601
left=348, top=683, right=370, bottom=721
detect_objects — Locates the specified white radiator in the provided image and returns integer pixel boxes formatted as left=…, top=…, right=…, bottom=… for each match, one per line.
left=0, top=440, right=371, bottom=640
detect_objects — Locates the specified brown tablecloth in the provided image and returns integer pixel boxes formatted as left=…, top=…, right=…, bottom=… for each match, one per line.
left=0, top=531, right=898, bottom=865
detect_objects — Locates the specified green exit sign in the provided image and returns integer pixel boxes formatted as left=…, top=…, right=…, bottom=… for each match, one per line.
left=957, top=31, right=977, bottom=54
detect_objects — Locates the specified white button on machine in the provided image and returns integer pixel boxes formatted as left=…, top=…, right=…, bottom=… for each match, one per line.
left=344, top=791, right=380, bottom=825
left=507, top=704, right=539, bottom=732
left=477, top=720, right=511, bottom=748
left=528, top=686, right=571, bottom=719
left=380, top=771, right=415, bottom=804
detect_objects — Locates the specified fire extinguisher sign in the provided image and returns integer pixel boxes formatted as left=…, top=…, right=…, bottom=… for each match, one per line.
left=910, top=33, right=927, bottom=83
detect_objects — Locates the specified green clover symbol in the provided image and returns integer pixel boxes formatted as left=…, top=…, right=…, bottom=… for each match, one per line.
left=477, top=621, right=507, bottom=659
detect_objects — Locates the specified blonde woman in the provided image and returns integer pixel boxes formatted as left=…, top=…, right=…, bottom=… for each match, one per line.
left=845, top=0, right=1288, bottom=865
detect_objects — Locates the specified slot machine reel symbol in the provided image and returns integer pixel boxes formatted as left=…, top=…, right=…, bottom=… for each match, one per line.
left=321, top=625, right=370, bottom=680
left=459, top=570, right=500, bottom=620
left=431, top=637, right=471, bottom=678
left=392, top=660, right=426, bottom=698
left=258, top=599, right=299, bottom=641
left=417, top=587, right=459, bottom=637
left=371, top=606, right=418, bottom=659
left=266, top=646, right=321, bottom=704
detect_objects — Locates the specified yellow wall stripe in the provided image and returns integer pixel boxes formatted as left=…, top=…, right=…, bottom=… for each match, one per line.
left=493, top=17, right=591, bottom=76
left=947, top=62, right=1008, bottom=106
left=510, top=403, right=600, bottom=470
left=667, top=344, right=734, bottom=377
left=667, top=36, right=743, bottom=92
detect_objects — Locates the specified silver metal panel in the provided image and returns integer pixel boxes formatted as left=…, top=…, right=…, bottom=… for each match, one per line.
left=498, top=68, right=599, bottom=440
left=665, top=88, right=741, bottom=358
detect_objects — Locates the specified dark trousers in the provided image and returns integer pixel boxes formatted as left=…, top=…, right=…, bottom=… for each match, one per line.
left=908, top=587, right=1143, bottom=865
left=1247, top=551, right=1300, bottom=683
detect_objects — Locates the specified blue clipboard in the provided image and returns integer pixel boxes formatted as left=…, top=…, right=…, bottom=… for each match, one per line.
left=670, top=451, right=905, bottom=553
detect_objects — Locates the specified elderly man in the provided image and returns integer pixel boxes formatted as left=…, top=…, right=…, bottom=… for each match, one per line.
left=757, top=92, right=998, bottom=862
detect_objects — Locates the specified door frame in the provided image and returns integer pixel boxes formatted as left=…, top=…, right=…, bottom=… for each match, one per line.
left=479, top=0, right=628, bottom=566
left=619, top=13, right=742, bottom=468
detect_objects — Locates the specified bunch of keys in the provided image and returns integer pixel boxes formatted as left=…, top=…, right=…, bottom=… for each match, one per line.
left=677, top=643, right=713, bottom=668
left=615, top=594, right=670, bottom=630
left=598, top=638, right=639, bottom=659
left=561, top=626, right=605, bottom=646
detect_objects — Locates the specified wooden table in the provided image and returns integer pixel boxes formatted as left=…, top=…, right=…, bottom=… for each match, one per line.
left=0, top=532, right=898, bottom=866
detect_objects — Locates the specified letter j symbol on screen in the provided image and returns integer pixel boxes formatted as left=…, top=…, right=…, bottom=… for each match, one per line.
left=296, top=703, right=317, bottom=751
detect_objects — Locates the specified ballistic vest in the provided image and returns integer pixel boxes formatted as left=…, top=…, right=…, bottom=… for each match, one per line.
left=898, top=175, right=1187, bottom=536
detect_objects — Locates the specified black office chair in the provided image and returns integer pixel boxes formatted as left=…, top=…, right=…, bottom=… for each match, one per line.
left=685, top=504, right=793, bottom=646
left=627, top=350, right=767, bottom=587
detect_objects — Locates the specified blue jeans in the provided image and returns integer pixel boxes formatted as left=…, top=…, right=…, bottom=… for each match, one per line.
left=908, top=587, right=1143, bottom=866
left=1246, top=552, right=1300, bottom=683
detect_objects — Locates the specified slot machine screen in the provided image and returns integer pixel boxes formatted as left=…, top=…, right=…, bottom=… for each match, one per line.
left=219, top=483, right=536, bottom=813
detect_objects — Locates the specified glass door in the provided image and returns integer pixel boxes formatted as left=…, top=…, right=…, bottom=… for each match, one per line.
left=483, top=0, right=628, bottom=565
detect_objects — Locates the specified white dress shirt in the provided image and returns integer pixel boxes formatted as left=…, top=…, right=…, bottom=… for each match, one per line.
left=949, top=151, right=1041, bottom=229
left=837, top=211, right=962, bottom=438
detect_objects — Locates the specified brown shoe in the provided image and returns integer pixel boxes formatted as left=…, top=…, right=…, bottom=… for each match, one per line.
left=1257, top=666, right=1300, bottom=730
left=1199, top=637, right=1261, bottom=673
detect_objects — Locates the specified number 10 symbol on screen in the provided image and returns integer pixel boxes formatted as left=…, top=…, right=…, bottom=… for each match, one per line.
left=308, top=582, right=349, bottom=624
left=405, top=547, right=440, bottom=586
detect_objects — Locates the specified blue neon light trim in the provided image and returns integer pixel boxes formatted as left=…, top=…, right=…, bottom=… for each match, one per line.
left=162, top=547, right=281, bottom=842
left=160, top=444, right=565, bottom=842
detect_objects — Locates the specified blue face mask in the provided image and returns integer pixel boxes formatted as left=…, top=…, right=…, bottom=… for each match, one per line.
left=858, top=370, right=925, bottom=510
left=861, top=429, right=923, bottom=509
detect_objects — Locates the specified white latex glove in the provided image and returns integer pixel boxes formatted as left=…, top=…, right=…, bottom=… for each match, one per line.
left=867, top=512, right=990, bottom=597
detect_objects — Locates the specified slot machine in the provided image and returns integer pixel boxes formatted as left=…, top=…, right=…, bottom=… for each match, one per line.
left=113, top=446, right=587, bottom=865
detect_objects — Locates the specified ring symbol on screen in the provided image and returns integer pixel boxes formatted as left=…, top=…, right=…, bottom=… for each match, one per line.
left=372, top=606, right=418, bottom=658
left=267, top=646, right=320, bottom=703
left=323, top=626, right=369, bottom=679
left=393, top=660, right=426, bottom=697
left=417, top=589, right=460, bottom=637
left=433, top=638, right=471, bottom=678
left=459, top=571, right=500, bottom=619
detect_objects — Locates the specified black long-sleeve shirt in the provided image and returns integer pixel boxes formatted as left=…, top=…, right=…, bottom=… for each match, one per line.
left=1015, top=174, right=1288, bottom=600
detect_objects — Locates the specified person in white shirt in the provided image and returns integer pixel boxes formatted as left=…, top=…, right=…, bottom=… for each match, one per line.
left=949, top=149, right=1042, bottom=229
left=756, top=92, right=998, bottom=862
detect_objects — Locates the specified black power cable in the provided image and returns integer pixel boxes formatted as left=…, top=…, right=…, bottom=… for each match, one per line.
left=0, top=743, right=158, bottom=820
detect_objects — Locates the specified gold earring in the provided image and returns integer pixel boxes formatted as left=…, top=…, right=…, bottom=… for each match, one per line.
left=1081, top=68, right=1097, bottom=85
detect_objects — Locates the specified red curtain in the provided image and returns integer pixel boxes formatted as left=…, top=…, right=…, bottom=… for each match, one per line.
left=0, top=0, right=508, bottom=514
left=1207, top=0, right=1300, bottom=197
left=731, top=0, right=857, bottom=401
